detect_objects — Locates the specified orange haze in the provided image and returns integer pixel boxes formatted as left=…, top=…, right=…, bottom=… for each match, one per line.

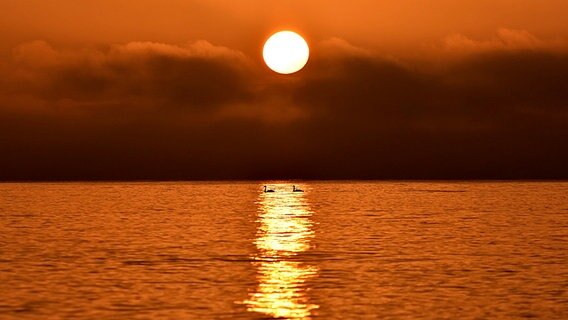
left=1, top=1, right=567, bottom=179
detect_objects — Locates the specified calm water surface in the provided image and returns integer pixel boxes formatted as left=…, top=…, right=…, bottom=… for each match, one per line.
left=1, top=182, right=567, bottom=319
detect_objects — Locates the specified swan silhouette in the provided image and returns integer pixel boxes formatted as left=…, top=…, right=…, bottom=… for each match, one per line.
left=292, top=185, right=304, bottom=192
left=263, top=186, right=275, bottom=193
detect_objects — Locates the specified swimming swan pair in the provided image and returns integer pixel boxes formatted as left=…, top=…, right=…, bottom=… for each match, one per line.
left=263, top=185, right=303, bottom=193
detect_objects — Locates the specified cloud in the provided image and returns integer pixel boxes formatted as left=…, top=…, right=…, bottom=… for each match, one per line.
left=440, top=29, right=566, bottom=54
left=308, top=38, right=568, bottom=178
left=4, top=40, right=255, bottom=115
left=1, top=35, right=567, bottom=180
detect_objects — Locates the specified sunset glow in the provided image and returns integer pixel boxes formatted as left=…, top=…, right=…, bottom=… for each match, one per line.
left=1, top=1, right=567, bottom=318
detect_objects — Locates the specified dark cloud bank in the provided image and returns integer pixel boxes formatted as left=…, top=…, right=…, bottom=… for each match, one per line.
left=1, top=34, right=567, bottom=180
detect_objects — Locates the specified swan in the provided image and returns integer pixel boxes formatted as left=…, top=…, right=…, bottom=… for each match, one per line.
left=293, top=185, right=304, bottom=192
left=263, top=186, right=275, bottom=193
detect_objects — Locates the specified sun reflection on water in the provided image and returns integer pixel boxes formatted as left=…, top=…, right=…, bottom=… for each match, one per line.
left=244, top=185, right=319, bottom=319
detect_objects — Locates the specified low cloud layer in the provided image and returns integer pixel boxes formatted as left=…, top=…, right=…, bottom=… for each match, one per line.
left=1, top=30, right=567, bottom=180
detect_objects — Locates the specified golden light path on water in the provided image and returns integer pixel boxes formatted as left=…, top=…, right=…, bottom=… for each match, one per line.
left=244, top=185, right=319, bottom=319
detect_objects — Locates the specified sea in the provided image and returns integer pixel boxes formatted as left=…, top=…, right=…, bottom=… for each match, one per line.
left=1, top=182, right=567, bottom=319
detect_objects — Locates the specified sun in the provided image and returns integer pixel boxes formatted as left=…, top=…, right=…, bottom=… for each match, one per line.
left=263, top=31, right=309, bottom=74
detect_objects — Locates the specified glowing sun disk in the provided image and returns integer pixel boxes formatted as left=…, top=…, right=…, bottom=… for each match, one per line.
left=263, top=31, right=309, bottom=74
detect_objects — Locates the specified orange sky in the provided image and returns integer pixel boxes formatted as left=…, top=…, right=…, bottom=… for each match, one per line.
left=2, top=0, right=568, bottom=55
left=1, top=1, right=567, bottom=180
